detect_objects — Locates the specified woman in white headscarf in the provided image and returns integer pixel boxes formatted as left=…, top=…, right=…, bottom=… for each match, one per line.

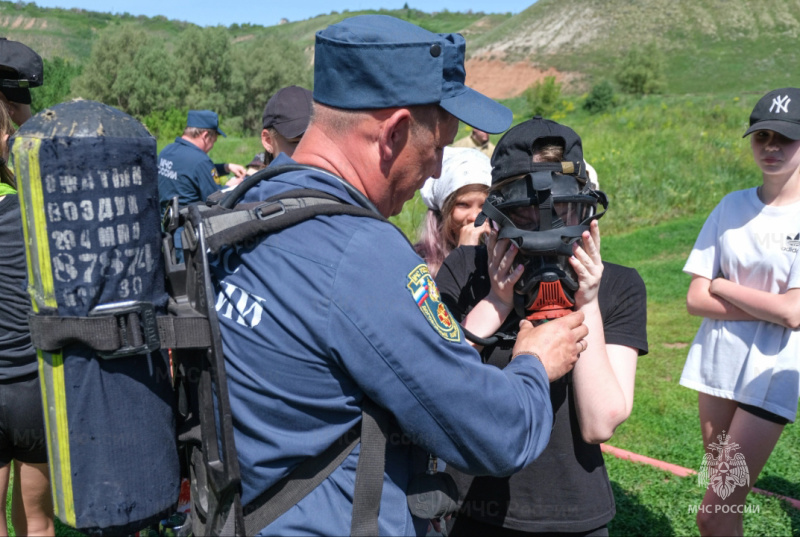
left=414, top=147, right=492, bottom=277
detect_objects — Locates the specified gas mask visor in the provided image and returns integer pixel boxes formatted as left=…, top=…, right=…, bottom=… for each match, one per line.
left=476, top=170, right=608, bottom=321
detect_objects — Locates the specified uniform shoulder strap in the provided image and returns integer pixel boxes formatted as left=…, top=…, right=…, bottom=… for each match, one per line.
left=196, top=188, right=388, bottom=256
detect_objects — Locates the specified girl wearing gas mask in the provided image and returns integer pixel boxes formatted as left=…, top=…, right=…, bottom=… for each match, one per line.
left=435, top=117, right=648, bottom=537
left=415, top=147, right=492, bottom=278
left=680, top=88, right=800, bottom=537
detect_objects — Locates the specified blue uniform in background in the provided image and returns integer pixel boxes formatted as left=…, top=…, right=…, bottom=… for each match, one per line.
left=211, top=154, right=555, bottom=536
left=157, top=137, right=226, bottom=214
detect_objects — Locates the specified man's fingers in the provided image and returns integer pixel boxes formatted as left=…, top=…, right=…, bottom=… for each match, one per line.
left=559, top=310, right=585, bottom=328
left=574, top=322, right=589, bottom=342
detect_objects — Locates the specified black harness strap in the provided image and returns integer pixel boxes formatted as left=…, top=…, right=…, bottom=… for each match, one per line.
left=241, top=400, right=389, bottom=536
left=350, top=398, right=390, bottom=537
left=200, top=189, right=386, bottom=256
left=28, top=308, right=212, bottom=357
left=26, top=187, right=388, bottom=359
left=242, top=423, right=361, bottom=535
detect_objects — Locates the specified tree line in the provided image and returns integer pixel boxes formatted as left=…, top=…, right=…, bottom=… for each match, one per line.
left=31, top=23, right=664, bottom=137
left=31, top=25, right=313, bottom=137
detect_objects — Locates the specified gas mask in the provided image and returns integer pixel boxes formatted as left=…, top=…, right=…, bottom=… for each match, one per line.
left=476, top=170, right=608, bottom=321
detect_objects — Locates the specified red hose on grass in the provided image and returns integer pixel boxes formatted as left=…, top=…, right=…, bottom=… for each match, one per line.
left=601, top=443, right=800, bottom=511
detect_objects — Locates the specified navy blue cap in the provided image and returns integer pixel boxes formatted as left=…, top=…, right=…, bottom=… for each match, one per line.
left=313, top=15, right=512, bottom=134
left=187, top=109, right=226, bottom=137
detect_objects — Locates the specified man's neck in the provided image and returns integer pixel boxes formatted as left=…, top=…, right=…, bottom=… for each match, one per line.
left=182, top=135, right=208, bottom=153
left=293, top=126, right=376, bottom=207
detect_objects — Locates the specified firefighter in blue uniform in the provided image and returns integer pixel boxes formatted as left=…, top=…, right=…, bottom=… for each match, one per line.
left=211, top=15, right=589, bottom=536
left=157, top=109, right=245, bottom=214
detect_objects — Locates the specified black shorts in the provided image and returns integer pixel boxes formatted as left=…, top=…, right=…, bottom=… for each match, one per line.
left=0, top=371, right=48, bottom=466
left=738, top=402, right=790, bottom=426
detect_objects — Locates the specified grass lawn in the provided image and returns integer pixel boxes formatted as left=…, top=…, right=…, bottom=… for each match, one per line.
left=601, top=221, right=800, bottom=536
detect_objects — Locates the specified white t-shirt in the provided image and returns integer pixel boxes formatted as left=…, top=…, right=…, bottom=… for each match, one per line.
left=680, top=187, right=800, bottom=422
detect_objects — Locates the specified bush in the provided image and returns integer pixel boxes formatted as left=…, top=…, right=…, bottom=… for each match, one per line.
left=228, top=36, right=313, bottom=133
left=615, top=43, right=666, bottom=96
left=583, top=80, right=616, bottom=114
left=525, top=76, right=563, bottom=117
left=141, top=108, right=188, bottom=140
left=69, top=25, right=311, bottom=133
left=71, top=25, right=178, bottom=116
left=31, top=57, right=82, bottom=114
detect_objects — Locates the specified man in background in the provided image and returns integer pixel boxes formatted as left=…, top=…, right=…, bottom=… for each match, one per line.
left=451, top=125, right=495, bottom=157
left=157, top=109, right=246, bottom=214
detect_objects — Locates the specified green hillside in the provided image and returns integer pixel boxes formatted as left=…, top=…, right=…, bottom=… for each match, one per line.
left=4, top=0, right=798, bottom=97
left=0, top=1, right=196, bottom=59
left=0, top=1, right=507, bottom=61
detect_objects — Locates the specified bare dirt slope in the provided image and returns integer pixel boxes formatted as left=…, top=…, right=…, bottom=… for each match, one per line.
left=462, top=0, right=800, bottom=98
left=464, top=57, right=574, bottom=100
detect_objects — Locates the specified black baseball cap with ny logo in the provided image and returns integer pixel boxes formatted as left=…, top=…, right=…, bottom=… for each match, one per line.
left=743, top=87, right=800, bottom=140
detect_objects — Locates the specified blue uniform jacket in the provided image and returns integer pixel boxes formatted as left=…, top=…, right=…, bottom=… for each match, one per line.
left=211, top=155, right=554, bottom=536
left=157, top=137, right=225, bottom=213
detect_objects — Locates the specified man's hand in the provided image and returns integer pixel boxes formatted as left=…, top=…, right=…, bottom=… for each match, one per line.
left=513, top=311, right=587, bottom=382
left=226, top=162, right=247, bottom=179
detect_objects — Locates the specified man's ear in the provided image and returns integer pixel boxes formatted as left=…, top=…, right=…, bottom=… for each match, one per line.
left=261, top=129, right=275, bottom=154
left=378, top=108, right=412, bottom=162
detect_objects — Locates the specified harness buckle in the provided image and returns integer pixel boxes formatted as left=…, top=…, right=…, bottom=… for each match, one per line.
left=89, top=301, right=160, bottom=358
left=254, top=201, right=287, bottom=220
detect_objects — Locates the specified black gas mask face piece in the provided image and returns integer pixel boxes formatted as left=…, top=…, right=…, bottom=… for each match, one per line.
left=476, top=171, right=608, bottom=321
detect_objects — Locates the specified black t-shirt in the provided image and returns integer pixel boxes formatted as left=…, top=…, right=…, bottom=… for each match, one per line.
left=436, top=245, right=648, bottom=533
left=0, top=195, right=37, bottom=379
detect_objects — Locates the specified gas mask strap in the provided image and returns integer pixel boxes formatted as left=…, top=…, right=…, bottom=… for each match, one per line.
left=476, top=200, right=514, bottom=229
left=531, top=171, right=557, bottom=231
left=513, top=292, right=528, bottom=320
left=591, top=189, right=609, bottom=222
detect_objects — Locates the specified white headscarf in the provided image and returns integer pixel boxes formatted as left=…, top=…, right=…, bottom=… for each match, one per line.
left=419, top=147, right=492, bottom=212
left=585, top=161, right=599, bottom=189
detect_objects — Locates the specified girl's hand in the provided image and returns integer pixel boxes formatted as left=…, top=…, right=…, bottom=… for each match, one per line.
left=458, top=220, right=490, bottom=247
left=485, top=228, right=523, bottom=309
left=571, top=220, right=603, bottom=309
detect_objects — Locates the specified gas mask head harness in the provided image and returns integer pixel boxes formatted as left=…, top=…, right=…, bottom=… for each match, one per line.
left=475, top=116, right=609, bottom=322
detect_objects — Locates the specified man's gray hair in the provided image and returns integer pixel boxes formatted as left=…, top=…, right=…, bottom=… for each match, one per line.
left=183, top=126, right=216, bottom=139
